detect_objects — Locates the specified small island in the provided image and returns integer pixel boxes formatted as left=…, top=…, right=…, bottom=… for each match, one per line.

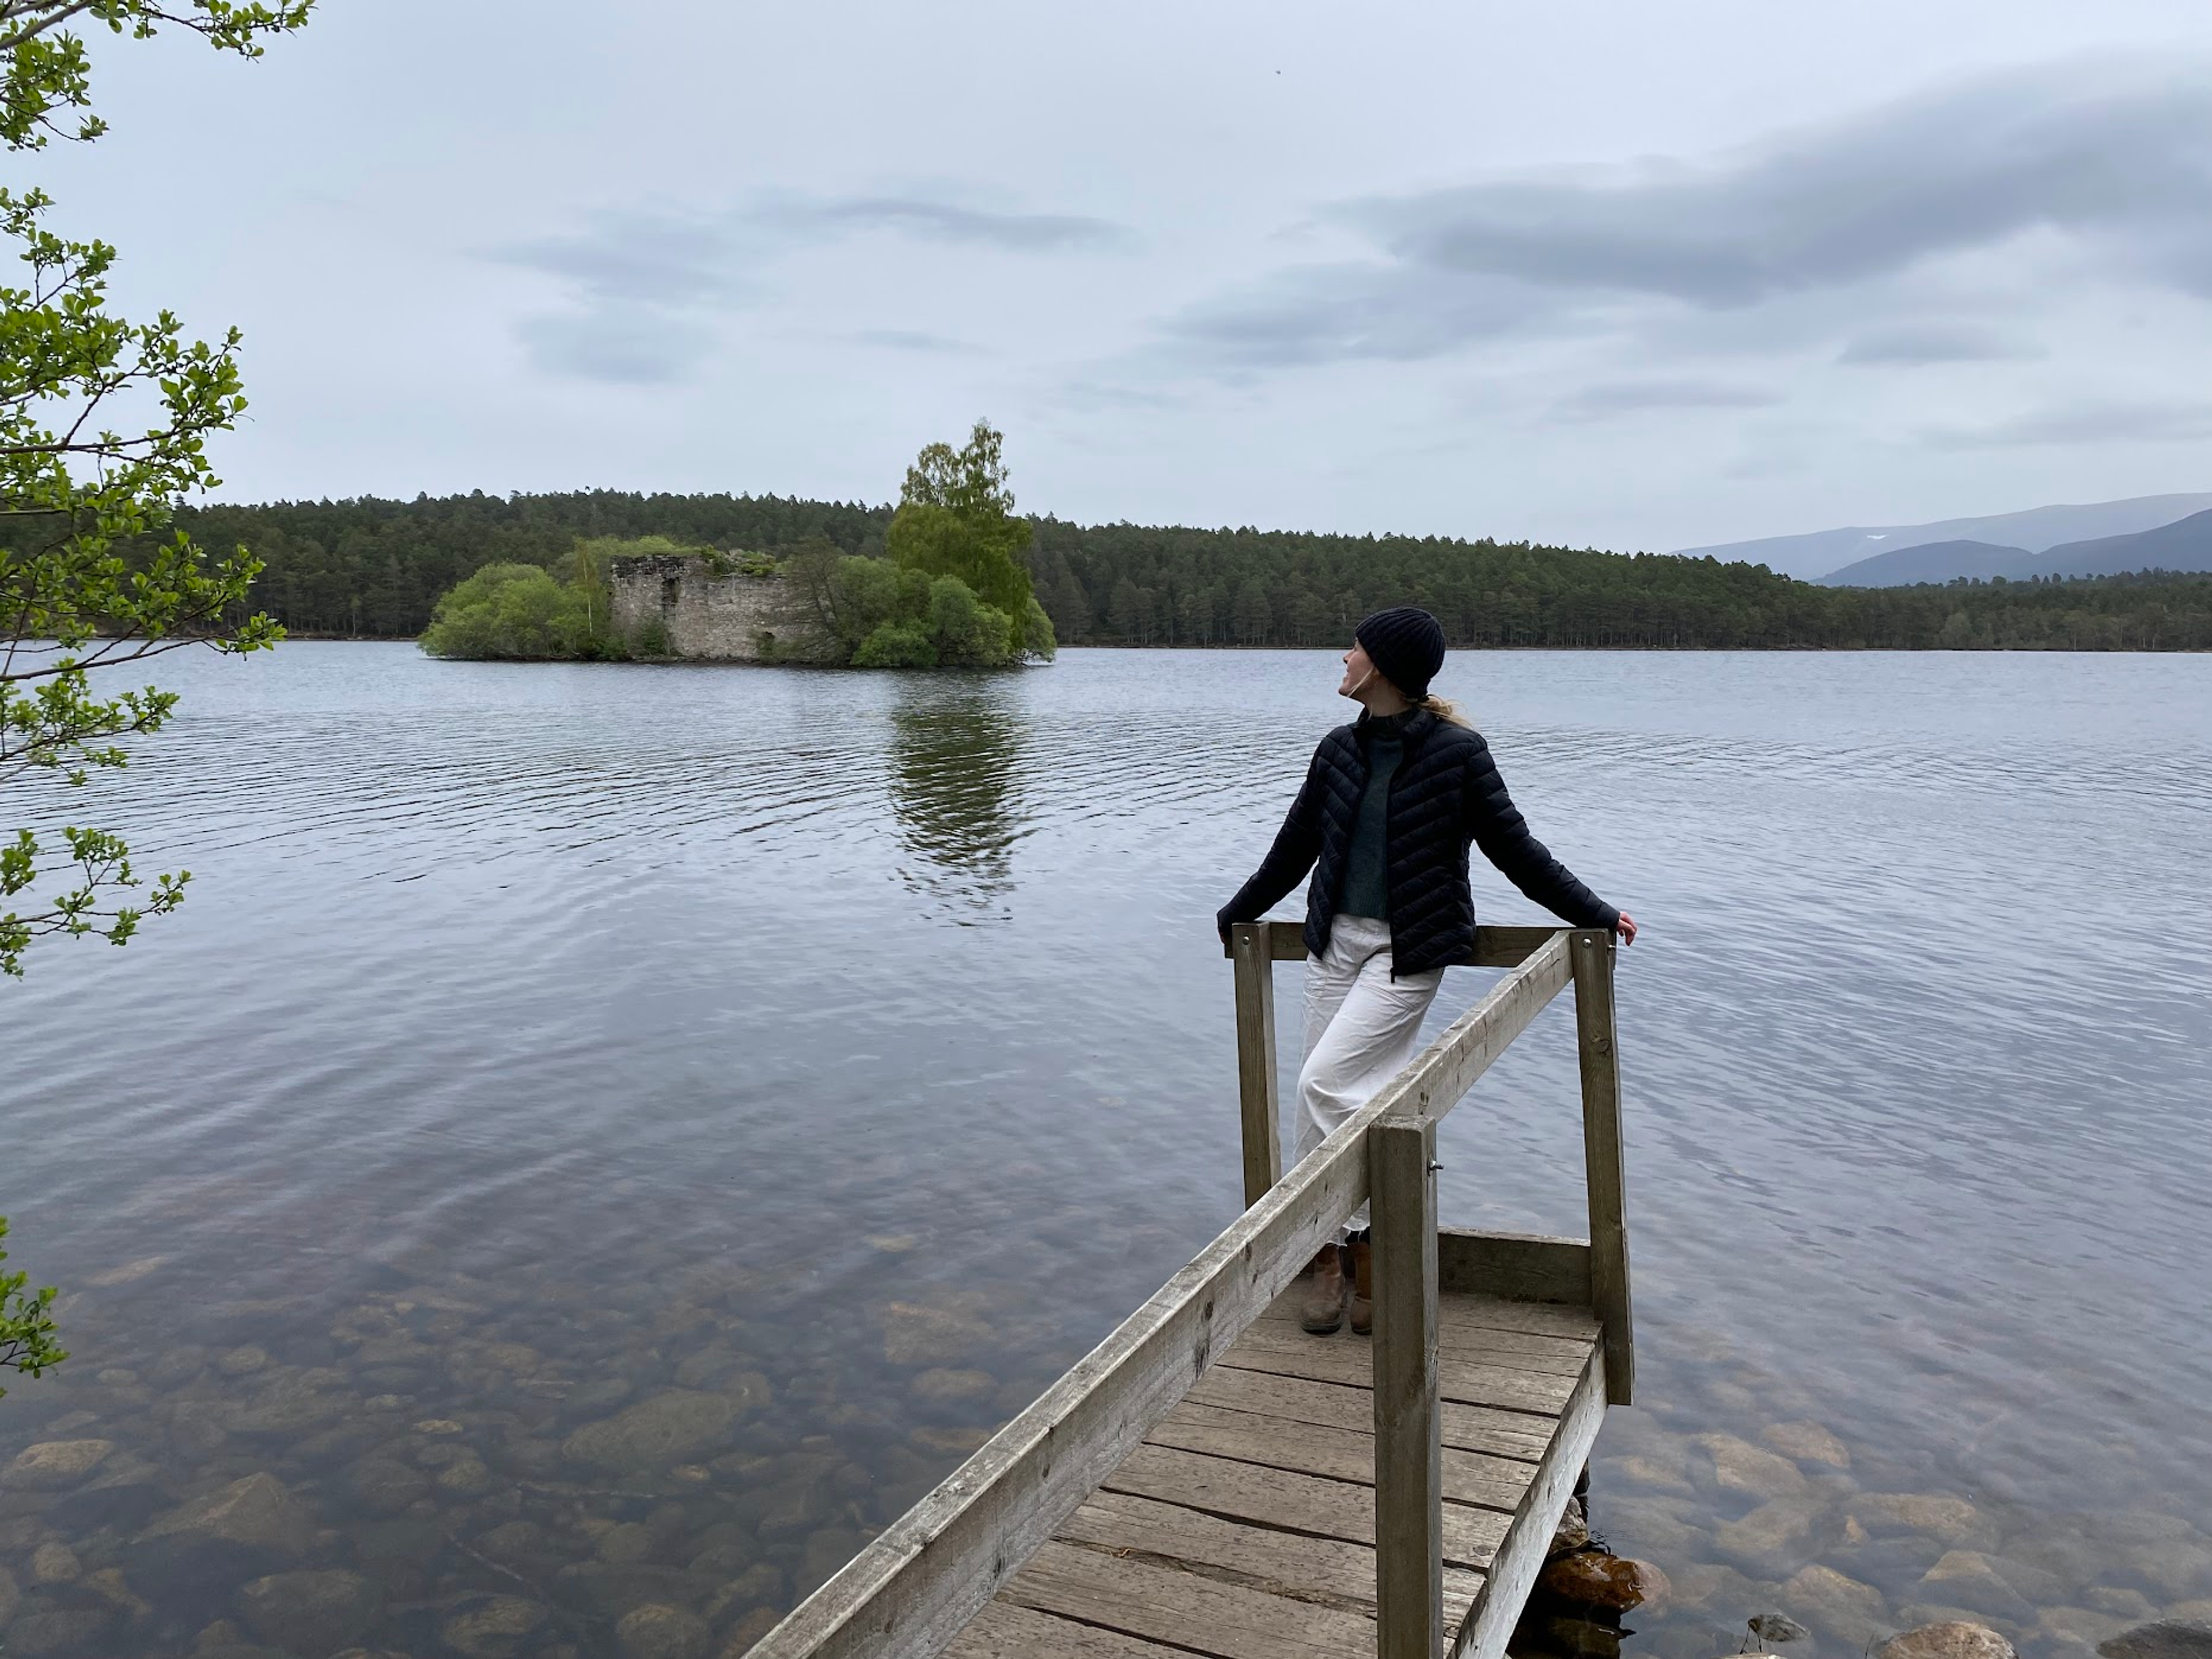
left=419, top=421, right=1057, bottom=668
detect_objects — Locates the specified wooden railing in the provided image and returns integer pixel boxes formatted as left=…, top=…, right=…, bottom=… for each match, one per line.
left=1230, top=921, right=1631, bottom=1659
left=752, top=922, right=1627, bottom=1659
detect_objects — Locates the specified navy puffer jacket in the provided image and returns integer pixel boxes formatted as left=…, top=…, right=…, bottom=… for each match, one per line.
left=1217, top=708, right=1618, bottom=976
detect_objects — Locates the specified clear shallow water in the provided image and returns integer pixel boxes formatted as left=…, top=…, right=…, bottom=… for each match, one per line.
left=1, top=643, right=2208, bottom=1659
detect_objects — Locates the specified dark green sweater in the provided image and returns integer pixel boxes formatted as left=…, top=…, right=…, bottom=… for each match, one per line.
left=1336, top=711, right=1413, bottom=919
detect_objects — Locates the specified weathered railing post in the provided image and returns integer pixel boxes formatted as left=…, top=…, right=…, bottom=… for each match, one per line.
left=1369, top=1113, right=1442, bottom=1659
left=1569, top=930, right=1634, bottom=1404
left=1230, top=921, right=1282, bottom=1206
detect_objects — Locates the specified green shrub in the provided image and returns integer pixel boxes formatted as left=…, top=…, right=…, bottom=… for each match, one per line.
left=1021, top=595, right=1058, bottom=661
left=926, top=575, right=1017, bottom=667
left=851, top=622, right=939, bottom=668
left=419, top=564, right=590, bottom=660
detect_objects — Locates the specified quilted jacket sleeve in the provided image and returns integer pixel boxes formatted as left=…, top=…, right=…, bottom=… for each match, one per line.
left=1462, top=734, right=1619, bottom=930
left=1217, top=744, right=1327, bottom=935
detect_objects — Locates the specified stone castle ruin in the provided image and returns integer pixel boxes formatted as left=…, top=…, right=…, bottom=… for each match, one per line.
left=606, top=552, right=833, bottom=663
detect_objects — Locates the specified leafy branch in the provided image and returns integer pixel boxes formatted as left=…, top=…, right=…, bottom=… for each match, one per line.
left=0, top=1, right=302, bottom=980
left=0, top=1216, right=67, bottom=1397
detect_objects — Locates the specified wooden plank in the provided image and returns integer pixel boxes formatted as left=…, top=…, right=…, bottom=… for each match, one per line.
left=1436, top=1228, right=1593, bottom=1308
left=753, top=941, right=1573, bottom=1659
left=1453, top=1350, right=1607, bottom=1659
left=1000, top=1539, right=1377, bottom=1659
left=1370, top=1116, right=1443, bottom=1659
left=1219, top=1325, right=1578, bottom=1415
left=1230, top=922, right=1282, bottom=1207
left=1249, top=1312, right=1591, bottom=1376
left=946, top=1600, right=1194, bottom=1659
left=1264, top=1285, right=1601, bottom=1342
left=1100, top=1442, right=1509, bottom=1570
left=1057, top=1488, right=1486, bottom=1626
left=1228, top=923, right=1566, bottom=968
left=1144, top=1399, right=1532, bottom=1510
left=1433, top=1294, right=1602, bottom=1342
left=1184, top=1366, right=1558, bottom=1464
left=1569, top=929, right=1634, bottom=1405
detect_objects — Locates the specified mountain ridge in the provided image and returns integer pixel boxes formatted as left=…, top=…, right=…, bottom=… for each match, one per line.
left=1671, top=493, right=2212, bottom=579
left=1816, top=507, right=2212, bottom=586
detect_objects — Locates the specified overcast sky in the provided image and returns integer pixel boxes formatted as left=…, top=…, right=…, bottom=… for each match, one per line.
left=29, top=0, right=2212, bottom=551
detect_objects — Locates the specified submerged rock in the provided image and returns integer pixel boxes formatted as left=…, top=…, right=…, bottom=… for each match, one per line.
left=4, top=1439, right=115, bottom=1490
left=438, top=1594, right=548, bottom=1658
left=910, top=1368, right=995, bottom=1406
left=598, top=1522, right=659, bottom=1565
left=2099, top=1622, right=2212, bottom=1659
left=1761, top=1421, right=1852, bottom=1468
left=2089, top=1590, right=2163, bottom=1622
left=1917, top=1551, right=2034, bottom=1622
left=344, top=1454, right=431, bottom=1516
left=1749, top=1612, right=1811, bottom=1642
left=719, top=1605, right=785, bottom=1653
left=6, top=1605, right=120, bottom=1656
left=1854, top=1493, right=1990, bottom=1549
left=82, top=1566, right=153, bottom=1624
left=563, top=1389, right=756, bottom=1470
left=1876, top=1620, right=2018, bottom=1659
left=881, top=1300, right=992, bottom=1368
left=235, top=1568, right=381, bottom=1655
left=1694, top=1432, right=1808, bottom=1500
left=1781, top=1565, right=1888, bottom=1643
left=139, top=1472, right=313, bottom=1578
left=616, top=1602, right=711, bottom=1659
left=30, top=1541, right=80, bottom=1584
left=1714, top=1494, right=1830, bottom=1575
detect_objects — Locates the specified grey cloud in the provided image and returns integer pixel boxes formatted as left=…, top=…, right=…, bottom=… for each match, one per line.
left=1162, top=58, right=2212, bottom=372
left=756, top=195, right=1130, bottom=252
left=1838, top=322, right=2041, bottom=366
left=513, top=309, right=715, bottom=385
left=503, top=191, right=1127, bottom=381
left=1047, top=378, right=1180, bottom=414
left=1351, top=62, right=2210, bottom=305
left=501, top=210, right=754, bottom=306
left=1554, top=380, right=1783, bottom=422
left=1929, top=399, right=2212, bottom=449
left=852, top=328, right=987, bottom=355
left=1165, top=264, right=1552, bottom=368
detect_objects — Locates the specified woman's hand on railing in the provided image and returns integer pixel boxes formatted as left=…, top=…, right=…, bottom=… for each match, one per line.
left=1614, top=913, right=1638, bottom=947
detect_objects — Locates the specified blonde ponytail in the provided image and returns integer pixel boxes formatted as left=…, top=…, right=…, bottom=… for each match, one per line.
left=1419, top=694, right=1474, bottom=729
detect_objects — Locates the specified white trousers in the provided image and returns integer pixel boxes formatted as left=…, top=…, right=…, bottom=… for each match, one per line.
left=1294, top=915, right=1445, bottom=1237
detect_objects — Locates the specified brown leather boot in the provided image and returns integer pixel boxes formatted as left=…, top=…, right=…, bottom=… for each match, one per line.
left=1348, top=1236, right=1373, bottom=1335
left=1298, top=1244, right=1347, bottom=1334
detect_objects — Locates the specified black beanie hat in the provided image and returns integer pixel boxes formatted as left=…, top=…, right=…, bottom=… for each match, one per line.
left=1354, top=607, right=1446, bottom=700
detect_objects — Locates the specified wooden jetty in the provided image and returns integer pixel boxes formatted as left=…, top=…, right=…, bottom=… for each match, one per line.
left=755, top=922, right=1631, bottom=1659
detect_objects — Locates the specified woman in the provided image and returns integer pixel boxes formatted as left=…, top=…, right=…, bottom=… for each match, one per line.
left=1217, top=607, right=1635, bottom=1336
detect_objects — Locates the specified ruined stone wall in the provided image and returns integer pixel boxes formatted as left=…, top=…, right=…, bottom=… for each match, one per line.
left=606, top=555, right=835, bottom=663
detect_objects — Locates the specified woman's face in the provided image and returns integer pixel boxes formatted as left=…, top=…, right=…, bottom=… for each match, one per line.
left=1339, top=640, right=1377, bottom=699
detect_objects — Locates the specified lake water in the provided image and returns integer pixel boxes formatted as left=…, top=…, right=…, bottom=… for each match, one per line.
left=2, top=643, right=2209, bottom=1659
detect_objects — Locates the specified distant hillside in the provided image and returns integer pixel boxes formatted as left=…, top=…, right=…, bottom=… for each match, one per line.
left=2034, top=507, right=2212, bottom=579
left=1817, top=539, right=2036, bottom=588
left=1673, top=493, right=2212, bottom=580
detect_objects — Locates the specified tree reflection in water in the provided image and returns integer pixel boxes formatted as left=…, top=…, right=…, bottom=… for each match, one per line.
left=887, top=678, right=1029, bottom=912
